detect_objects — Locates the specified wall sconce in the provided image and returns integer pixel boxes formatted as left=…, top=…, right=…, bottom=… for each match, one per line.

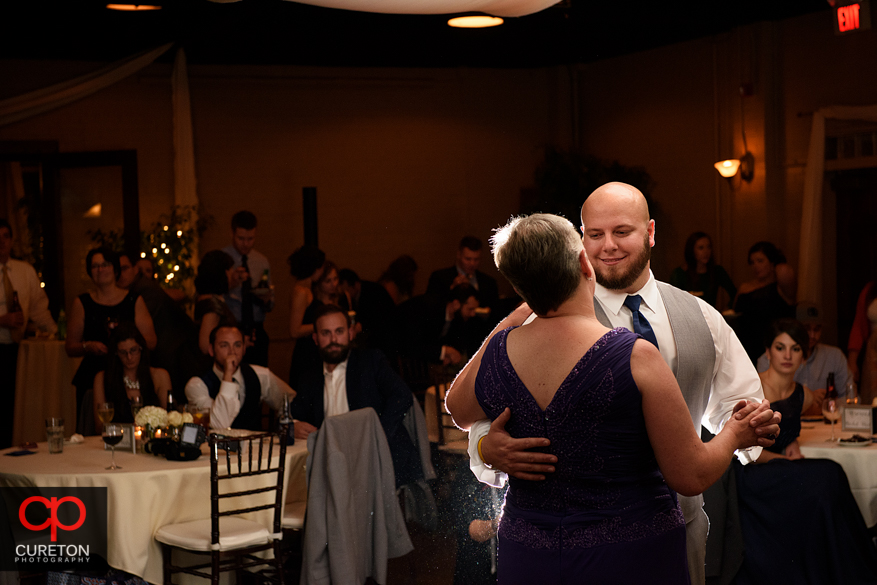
left=714, top=151, right=754, bottom=182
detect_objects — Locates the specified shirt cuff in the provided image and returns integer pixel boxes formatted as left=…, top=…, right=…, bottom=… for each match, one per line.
left=736, top=446, right=762, bottom=465
left=467, top=419, right=507, bottom=488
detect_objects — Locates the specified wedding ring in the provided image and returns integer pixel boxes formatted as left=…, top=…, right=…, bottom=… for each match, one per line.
left=765, top=433, right=777, bottom=440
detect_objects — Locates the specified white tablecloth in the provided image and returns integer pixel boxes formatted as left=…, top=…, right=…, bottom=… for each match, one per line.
left=13, top=338, right=81, bottom=445
left=0, top=436, right=308, bottom=584
left=799, top=423, right=877, bottom=524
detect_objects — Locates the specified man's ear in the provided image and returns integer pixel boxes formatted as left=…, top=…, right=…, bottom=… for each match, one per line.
left=208, top=344, right=215, bottom=358
left=579, top=249, right=595, bottom=280
left=312, top=331, right=319, bottom=345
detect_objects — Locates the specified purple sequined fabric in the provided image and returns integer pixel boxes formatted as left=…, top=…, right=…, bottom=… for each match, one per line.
left=475, top=327, right=685, bottom=551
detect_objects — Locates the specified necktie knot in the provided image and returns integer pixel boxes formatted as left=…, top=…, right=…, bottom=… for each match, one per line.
left=623, top=294, right=643, bottom=312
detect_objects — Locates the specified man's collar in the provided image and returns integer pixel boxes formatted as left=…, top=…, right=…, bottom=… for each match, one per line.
left=323, top=356, right=349, bottom=376
left=213, top=363, right=242, bottom=385
left=594, top=271, right=659, bottom=315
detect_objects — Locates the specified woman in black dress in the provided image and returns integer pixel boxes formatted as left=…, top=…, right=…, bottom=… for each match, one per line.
left=66, top=247, right=156, bottom=431
left=733, top=241, right=796, bottom=363
left=733, top=319, right=877, bottom=584
left=193, top=250, right=237, bottom=357
left=92, top=322, right=170, bottom=432
left=669, top=231, right=736, bottom=310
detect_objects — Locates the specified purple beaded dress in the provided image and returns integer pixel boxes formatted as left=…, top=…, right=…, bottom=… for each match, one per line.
left=475, top=327, right=690, bottom=584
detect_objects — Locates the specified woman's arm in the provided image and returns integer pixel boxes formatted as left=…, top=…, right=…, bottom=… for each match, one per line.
left=199, top=312, right=220, bottom=355
left=134, top=296, right=157, bottom=350
left=151, top=367, right=171, bottom=408
left=289, top=287, right=313, bottom=339
left=93, top=371, right=106, bottom=434
left=634, top=339, right=761, bottom=496
left=801, top=384, right=825, bottom=414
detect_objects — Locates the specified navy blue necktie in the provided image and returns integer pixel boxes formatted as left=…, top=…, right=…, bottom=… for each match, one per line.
left=623, top=295, right=659, bottom=349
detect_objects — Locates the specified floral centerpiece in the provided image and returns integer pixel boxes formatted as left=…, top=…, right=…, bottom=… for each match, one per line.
left=135, top=406, right=169, bottom=441
left=168, top=410, right=194, bottom=436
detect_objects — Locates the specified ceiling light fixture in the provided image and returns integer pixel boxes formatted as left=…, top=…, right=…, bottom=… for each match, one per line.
left=106, top=4, right=162, bottom=11
left=448, top=15, right=503, bottom=28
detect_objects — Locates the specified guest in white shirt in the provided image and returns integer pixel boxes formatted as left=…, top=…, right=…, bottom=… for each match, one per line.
left=0, top=218, right=56, bottom=448
left=185, top=324, right=294, bottom=431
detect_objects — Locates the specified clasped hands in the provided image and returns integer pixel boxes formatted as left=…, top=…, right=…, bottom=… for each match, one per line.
left=481, top=400, right=782, bottom=481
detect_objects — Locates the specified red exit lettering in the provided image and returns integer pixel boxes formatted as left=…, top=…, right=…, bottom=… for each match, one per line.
left=838, top=4, right=861, bottom=32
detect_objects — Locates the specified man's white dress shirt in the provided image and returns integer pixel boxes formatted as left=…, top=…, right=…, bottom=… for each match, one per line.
left=185, top=364, right=293, bottom=429
left=323, top=359, right=350, bottom=419
left=0, top=258, right=56, bottom=344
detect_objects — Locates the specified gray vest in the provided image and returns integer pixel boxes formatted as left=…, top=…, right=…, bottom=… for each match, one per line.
left=593, top=281, right=716, bottom=522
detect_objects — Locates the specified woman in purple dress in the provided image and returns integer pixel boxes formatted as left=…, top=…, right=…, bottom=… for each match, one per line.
left=451, top=214, right=763, bottom=584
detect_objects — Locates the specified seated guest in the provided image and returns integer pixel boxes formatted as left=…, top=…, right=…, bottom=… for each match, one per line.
left=337, top=268, right=399, bottom=359
left=427, top=236, right=499, bottom=312
left=399, top=284, right=480, bottom=367
left=733, top=319, right=877, bottom=584
left=756, top=302, right=846, bottom=410
left=669, top=231, right=736, bottom=310
left=93, top=322, right=170, bottom=432
left=291, top=304, right=421, bottom=488
left=378, top=254, right=418, bottom=305
left=67, top=246, right=157, bottom=433
left=194, top=250, right=237, bottom=357
left=185, top=324, right=295, bottom=431
left=289, top=260, right=349, bottom=387
left=118, top=252, right=198, bottom=399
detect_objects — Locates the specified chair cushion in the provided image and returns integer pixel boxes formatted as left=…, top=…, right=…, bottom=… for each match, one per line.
left=282, top=501, right=306, bottom=530
left=155, top=517, right=270, bottom=551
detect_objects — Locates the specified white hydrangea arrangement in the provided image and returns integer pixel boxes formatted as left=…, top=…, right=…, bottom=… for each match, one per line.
left=167, top=411, right=194, bottom=427
left=135, top=406, right=168, bottom=428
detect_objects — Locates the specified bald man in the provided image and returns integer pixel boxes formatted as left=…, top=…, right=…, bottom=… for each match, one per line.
left=448, top=182, right=779, bottom=584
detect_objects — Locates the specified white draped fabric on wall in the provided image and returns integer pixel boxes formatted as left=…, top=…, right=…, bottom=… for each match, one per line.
left=799, top=105, right=877, bottom=309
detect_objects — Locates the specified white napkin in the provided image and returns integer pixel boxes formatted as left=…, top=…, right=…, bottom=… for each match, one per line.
left=68, top=434, right=85, bottom=444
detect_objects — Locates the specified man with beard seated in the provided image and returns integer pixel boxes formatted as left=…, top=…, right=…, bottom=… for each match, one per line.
left=291, top=304, right=422, bottom=488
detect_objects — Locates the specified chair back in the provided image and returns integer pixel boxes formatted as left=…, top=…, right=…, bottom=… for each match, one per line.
left=209, top=425, right=289, bottom=547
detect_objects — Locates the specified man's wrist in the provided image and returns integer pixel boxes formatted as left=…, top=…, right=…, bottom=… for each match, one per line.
left=477, top=436, right=493, bottom=469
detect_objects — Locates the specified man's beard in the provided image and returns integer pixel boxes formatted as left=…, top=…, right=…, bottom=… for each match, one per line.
left=594, top=233, right=651, bottom=291
left=319, top=343, right=350, bottom=365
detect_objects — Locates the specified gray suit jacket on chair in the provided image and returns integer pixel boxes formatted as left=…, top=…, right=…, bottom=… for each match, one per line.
left=301, top=407, right=413, bottom=585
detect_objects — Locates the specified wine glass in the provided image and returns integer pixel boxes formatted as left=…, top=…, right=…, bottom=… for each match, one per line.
left=97, top=402, right=114, bottom=426
left=822, top=395, right=841, bottom=442
left=130, top=396, right=143, bottom=419
left=103, top=424, right=124, bottom=470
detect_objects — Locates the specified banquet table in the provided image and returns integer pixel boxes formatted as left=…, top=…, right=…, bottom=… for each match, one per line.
left=12, top=338, right=82, bottom=445
left=0, top=436, right=308, bottom=584
left=799, top=422, right=877, bottom=524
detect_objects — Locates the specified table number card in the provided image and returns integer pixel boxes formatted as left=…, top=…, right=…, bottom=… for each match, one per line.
left=842, top=405, right=876, bottom=433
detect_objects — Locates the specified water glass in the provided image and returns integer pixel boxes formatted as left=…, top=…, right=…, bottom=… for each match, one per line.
left=45, top=417, right=64, bottom=454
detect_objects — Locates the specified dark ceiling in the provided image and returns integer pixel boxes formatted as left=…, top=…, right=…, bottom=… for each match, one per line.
left=1, top=0, right=830, bottom=68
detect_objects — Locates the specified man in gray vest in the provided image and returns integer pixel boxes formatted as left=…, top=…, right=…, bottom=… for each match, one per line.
left=448, top=182, right=781, bottom=584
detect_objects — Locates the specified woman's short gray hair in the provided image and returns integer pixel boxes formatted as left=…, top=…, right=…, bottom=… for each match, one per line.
left=491, top=213, right=583, bottom=315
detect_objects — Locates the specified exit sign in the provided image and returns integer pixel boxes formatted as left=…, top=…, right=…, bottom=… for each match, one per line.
left=835, top=0, right=871, bottom=34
